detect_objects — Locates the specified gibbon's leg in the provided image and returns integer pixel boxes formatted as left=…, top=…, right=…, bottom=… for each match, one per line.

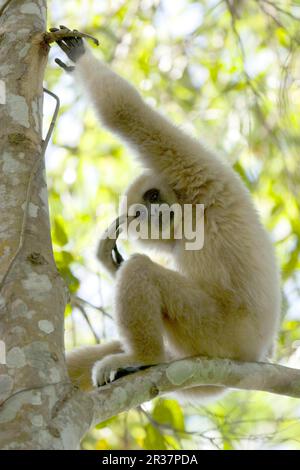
left=92, top=253, right=221, bottom=388
left=67, top=341, right=123, bottom=391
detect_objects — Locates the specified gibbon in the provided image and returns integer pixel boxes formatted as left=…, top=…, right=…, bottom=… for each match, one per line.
left=53, top=27, right=281, bottom=399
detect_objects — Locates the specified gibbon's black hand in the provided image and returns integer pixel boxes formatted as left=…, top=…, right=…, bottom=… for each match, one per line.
left=97, top=215, right=127, bottom=272
left=54, top=58, right=75, bottom=73
left=110, top=216, right=125, bottom=268
left=50, top=25, right=86, bottom=71
left=112, top=243, right=124, bottom=267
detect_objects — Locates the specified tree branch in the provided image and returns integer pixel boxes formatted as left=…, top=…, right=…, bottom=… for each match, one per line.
left=45, top=357, right=300, bottom=447
left=42, top=88, right=60, bottom=152
left=2, top=356, right=299, bottom=449
left=262, top=0, right=300, bottom=22
left=74, top=295, right=113, bottom=320
left=71, top=300, right=101, bottom=343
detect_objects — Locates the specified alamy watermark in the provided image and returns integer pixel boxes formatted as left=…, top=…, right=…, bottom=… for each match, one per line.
left=102, top=197, right=205, bottom=251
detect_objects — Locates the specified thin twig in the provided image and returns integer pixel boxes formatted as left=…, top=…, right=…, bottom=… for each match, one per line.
left=0, top=380, right=73, bottom=408
left=138, top=407, right=176, bottom=448
left=139, top=406, right=195, bottom=438
left=72, top=301, right=101, bottom=343
left=0, top=158, right=42, bottom=292
left=71, top=307, right=77, bottom=347
left=258, top=0, right=300, bottom=46
left=262, top=0, right=300, bottom=21
left=225, top=0, right=298, bottom=196
left=75, top=296, right=112, bottom=320
left=43, top=88, right=60, bottom=152
left=44, top=29, right=99, bottom=46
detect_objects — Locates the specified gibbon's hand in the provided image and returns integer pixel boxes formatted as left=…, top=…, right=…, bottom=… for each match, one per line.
left=50, top=25, right=86, bottom=72
left=97, top=215, right=127, bottom=272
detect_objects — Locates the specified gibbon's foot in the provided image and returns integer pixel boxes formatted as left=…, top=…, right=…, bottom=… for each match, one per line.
left=92, top=354, right=155, bottom=387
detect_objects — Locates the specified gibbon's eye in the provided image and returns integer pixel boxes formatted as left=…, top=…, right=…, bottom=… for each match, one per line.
left=143, top=188, right=160, bottom=204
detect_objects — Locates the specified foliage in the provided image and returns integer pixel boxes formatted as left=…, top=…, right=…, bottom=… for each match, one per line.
left=45, top=0, right=300, bottom=450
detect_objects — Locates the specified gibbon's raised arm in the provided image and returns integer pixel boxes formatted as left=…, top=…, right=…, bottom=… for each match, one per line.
left=75, top=50, right=225, bottom=200
left=53, top=28, right=225, bottom=203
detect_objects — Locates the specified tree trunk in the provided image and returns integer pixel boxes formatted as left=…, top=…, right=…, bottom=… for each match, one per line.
left=0, top=0, right=75, bottom=449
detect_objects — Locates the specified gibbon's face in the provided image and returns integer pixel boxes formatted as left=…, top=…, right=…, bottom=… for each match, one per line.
left=120, top=170, right=181, bottom=248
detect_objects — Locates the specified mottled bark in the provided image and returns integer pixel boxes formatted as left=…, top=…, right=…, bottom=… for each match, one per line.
left=0, top=0, right=72, bottom=449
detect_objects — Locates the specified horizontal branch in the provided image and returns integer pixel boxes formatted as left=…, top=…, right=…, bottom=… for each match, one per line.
left=51, top=356, right=300, bottom=441
left=90, top=358, right=300, bottom=425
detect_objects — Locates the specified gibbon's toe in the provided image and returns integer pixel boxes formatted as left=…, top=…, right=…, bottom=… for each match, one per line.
left=91, top=354, right=153, bottom=387
left=114, top=365, right=152, bottom=381
left=92, top=359, right=117, bottom=387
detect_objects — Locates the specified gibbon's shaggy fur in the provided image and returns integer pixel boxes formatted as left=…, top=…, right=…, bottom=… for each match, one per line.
left=60, top=35, right=281, bottom=399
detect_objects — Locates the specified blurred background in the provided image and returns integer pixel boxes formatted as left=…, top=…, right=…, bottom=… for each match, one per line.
left=45, top=0, right=300, bottom=450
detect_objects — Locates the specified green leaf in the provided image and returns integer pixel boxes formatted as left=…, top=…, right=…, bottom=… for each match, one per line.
left=53, top=216, right=68, bottom=246
left=143, top=424, right=167, bottom=450
left=152, top=399, right=184, bottom=431
left=64, top=303, right=72, bottom=318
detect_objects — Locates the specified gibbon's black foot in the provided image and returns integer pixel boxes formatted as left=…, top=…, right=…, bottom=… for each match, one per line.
left=51, top=25, right=86, bottom=63
left=114, top=364, right=153, bottom=380
left=97, top=365, right=154, bottom=387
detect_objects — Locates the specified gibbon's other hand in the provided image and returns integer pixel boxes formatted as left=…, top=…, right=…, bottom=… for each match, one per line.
left=50, top=25, right=85, bottom=72
left=97, top=215, right=127, bottom=272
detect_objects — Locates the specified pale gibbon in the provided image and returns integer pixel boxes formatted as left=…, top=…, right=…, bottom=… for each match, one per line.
left=53, top=27, right=281, bottom=400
